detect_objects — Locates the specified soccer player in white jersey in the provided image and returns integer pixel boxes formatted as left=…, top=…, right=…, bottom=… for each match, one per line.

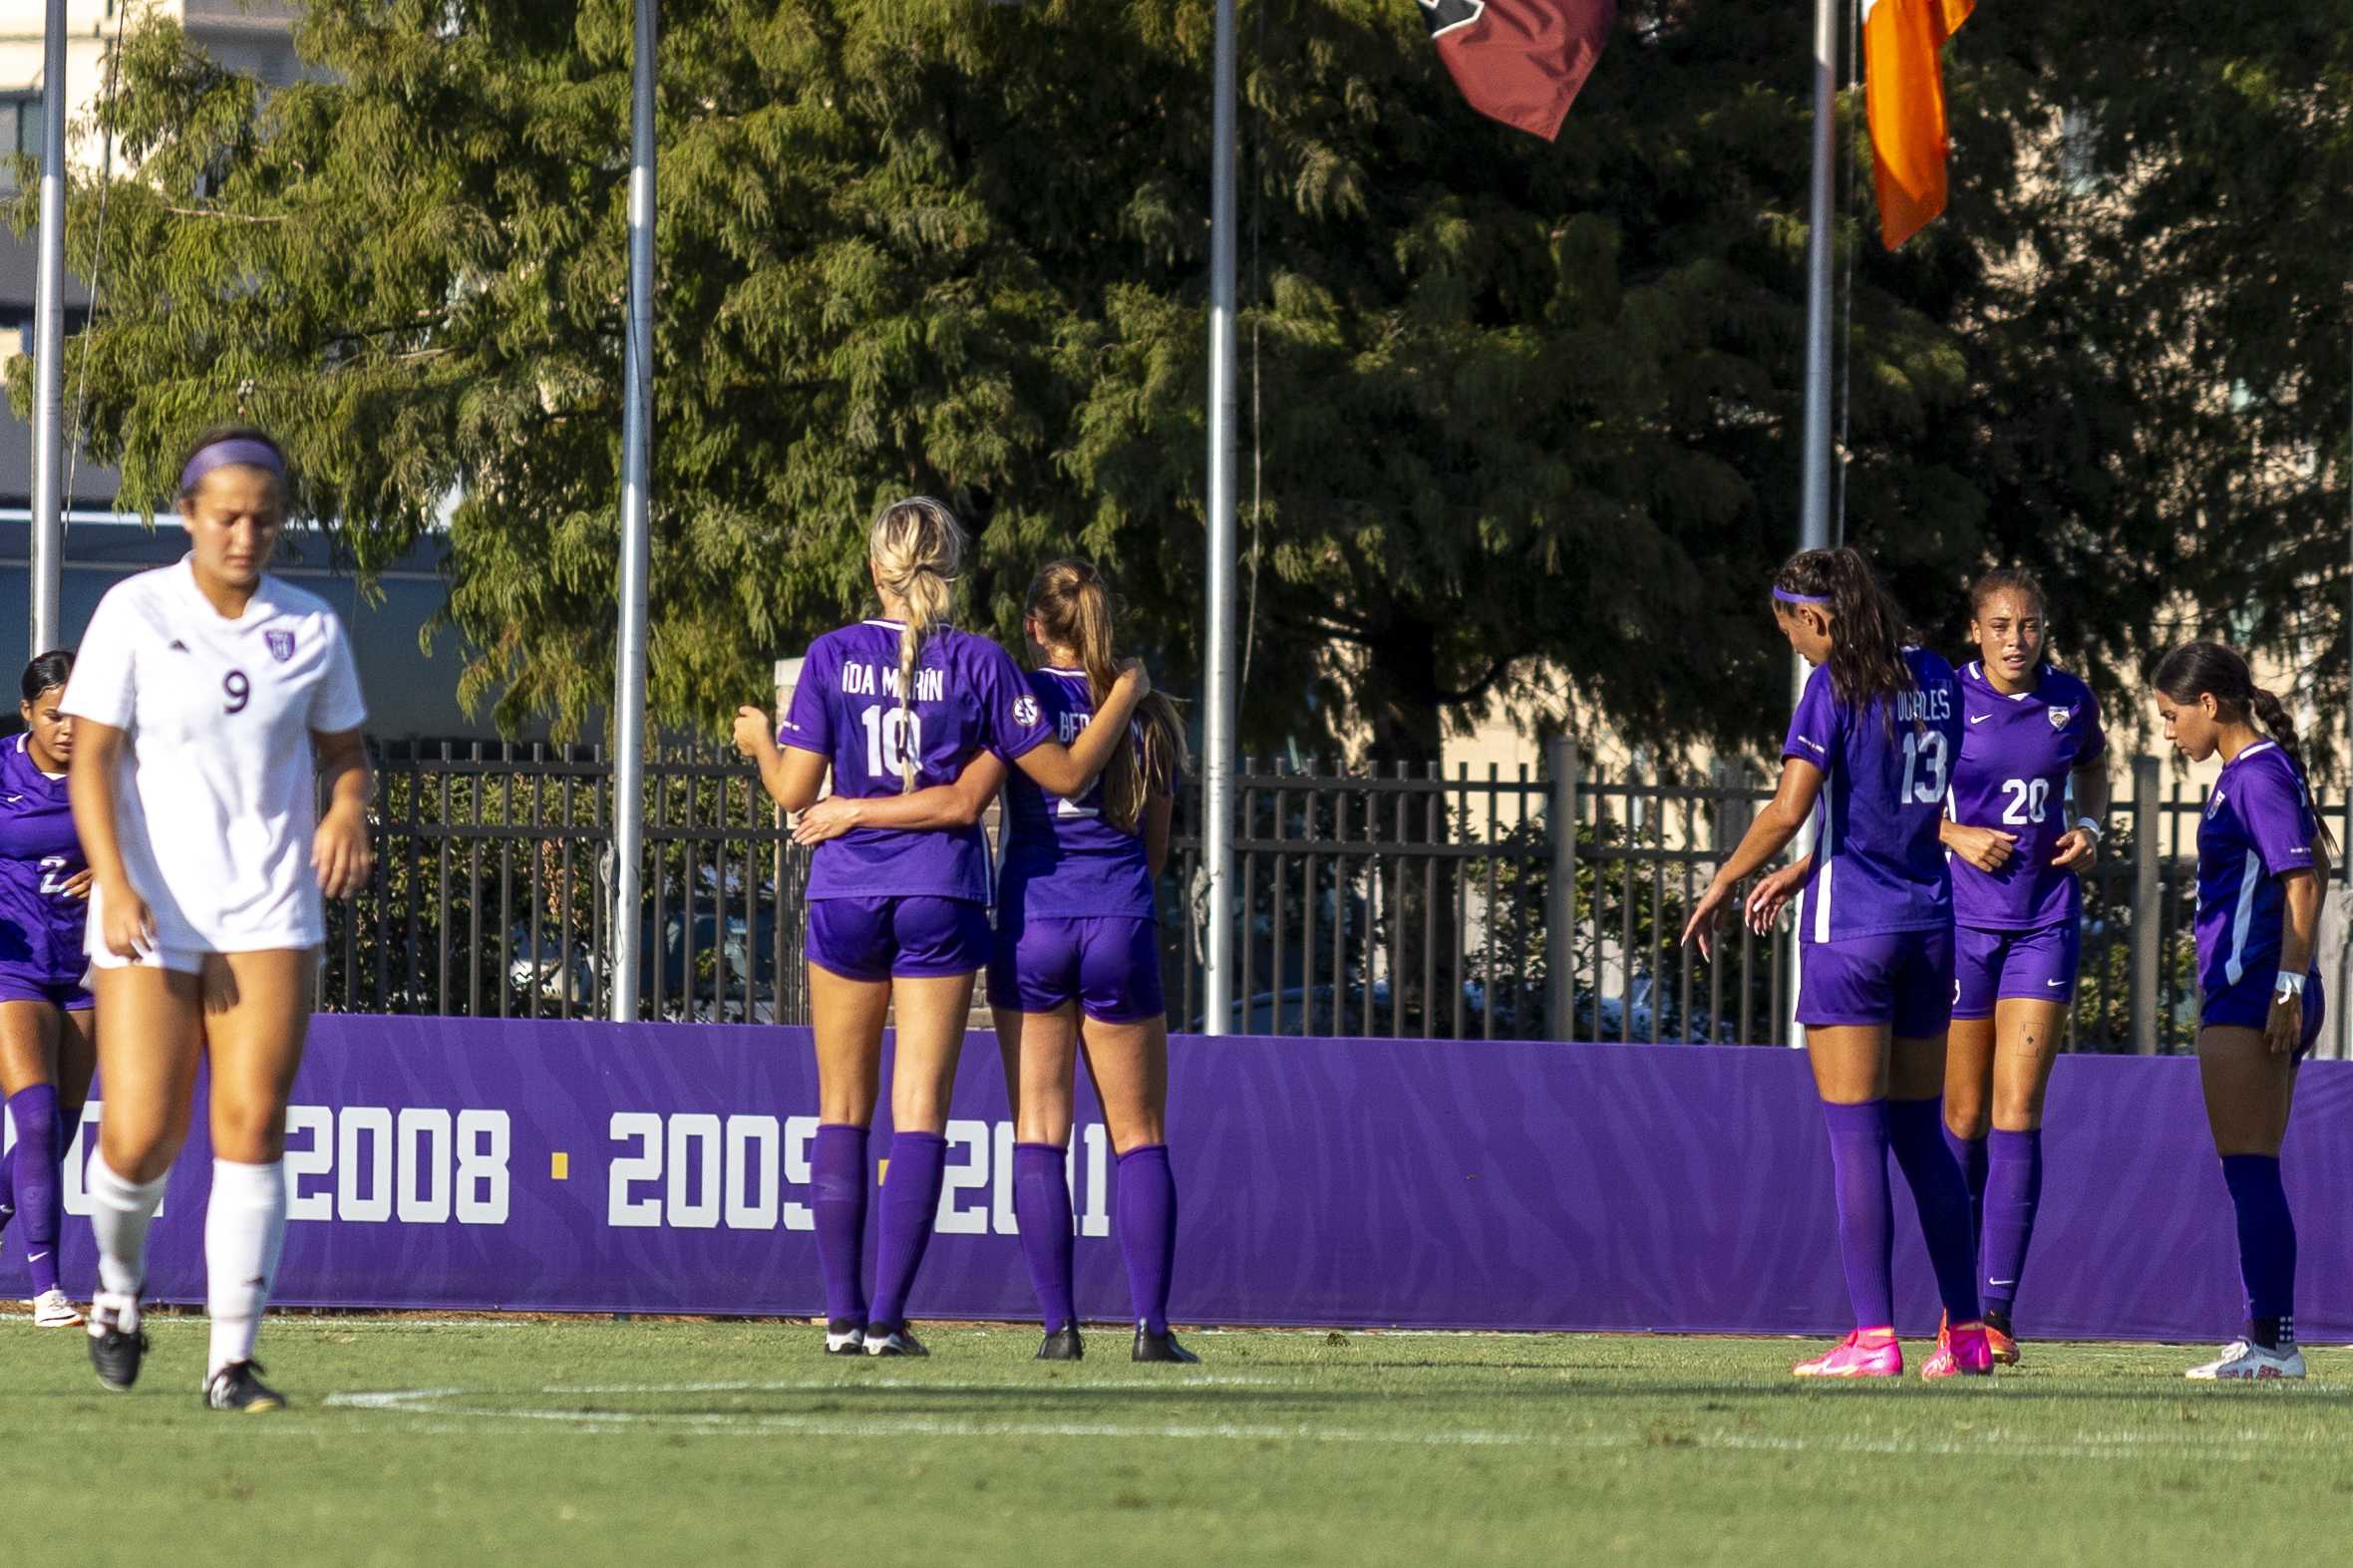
left=63, top=428, right=372, bottom=1412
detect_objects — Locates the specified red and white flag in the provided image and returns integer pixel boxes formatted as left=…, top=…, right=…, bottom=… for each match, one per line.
left=1423, top=0, right=1616, bottom=143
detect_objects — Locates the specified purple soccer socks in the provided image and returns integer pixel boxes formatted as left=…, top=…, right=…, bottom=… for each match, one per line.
left=1821, top=1100, right=1894, bottom=1329
left=1887, top=1098, right=1983, bottom=1327
left=4, top=1085, right=62, bottom=1296
left=867, top=1131, right=948, bottom=1331
left=810, top=1123, right=870, bottom=1327
left=1980, top=1127, right=2043, bottom=1322
left=2220, top=1153, right=2297, bottom=1348
left=1013, top=1141, right=1078, bottom=1333
left=1115, top=1143, right=1177, bottom=1338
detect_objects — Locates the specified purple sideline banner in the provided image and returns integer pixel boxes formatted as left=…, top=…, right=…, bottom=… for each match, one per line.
left=3, top=1019, right=2349, bottom=1342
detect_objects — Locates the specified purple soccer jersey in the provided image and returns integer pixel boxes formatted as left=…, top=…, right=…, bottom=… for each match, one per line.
left=781, top=621, right=1053, bottom=902
left=1784, top=648, right=1962, bottom=942
left=0, top=734, right=87, bottom=987
left=998, top=668, right=1160, bottom=920
left=2193, top=740, right=2321, bottom=1002
left=1947, top=662, right=2105, bottom=931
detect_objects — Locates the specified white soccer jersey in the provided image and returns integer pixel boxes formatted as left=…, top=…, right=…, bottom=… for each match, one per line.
left=63, top=555, right=369, bottom=955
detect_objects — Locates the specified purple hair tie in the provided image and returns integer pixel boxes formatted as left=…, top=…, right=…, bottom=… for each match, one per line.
left=1772, top=586, right=1832, bottom=608
left=179, top=437, right=286, bottom=495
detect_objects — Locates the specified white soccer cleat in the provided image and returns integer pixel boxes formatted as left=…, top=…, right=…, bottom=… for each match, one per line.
left=2185, top=1340, right=2306, bottom=1381
left=30, top=1289, right=83, bottom=1328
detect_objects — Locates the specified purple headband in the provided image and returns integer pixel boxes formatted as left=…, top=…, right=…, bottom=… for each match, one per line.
left=1772, top=586, right=1831, bottom=607
left=179, top=438, right=286, bottom=495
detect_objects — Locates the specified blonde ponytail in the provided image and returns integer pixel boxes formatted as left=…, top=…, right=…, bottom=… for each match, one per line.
left=1025, top=559, right=1188, bottom=832
left=867, top=496, right=966, bottom=793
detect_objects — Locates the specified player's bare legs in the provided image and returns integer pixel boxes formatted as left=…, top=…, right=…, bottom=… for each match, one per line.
left=808, top=962, right=890, bottom=1349
left=92, top=966, right=205, bottom=1183
left=1079, top=1016, right=1169, bottom=1156
left=996, top=1002, right=1081, bottom=1147
left=810, top=963, right=888, bottom=1126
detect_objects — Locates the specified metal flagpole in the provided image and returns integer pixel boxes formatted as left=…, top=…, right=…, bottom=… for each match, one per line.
left=609, top=0, right=656, bottom=1022
left=1787, top=0, right=1841, bottom=1045
left=1200, top=0, right=1241, bottom=1036
left=29, top=0, right=67, bottom=656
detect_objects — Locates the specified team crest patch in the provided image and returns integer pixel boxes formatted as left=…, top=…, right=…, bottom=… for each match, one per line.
left=1419, top=0, right=1484, bottom=37
left=264, top=630, right=296, bottom=663
left=2047, top=706, right=2070, bottom=730
left=1012, top=696, right=1041, bottom=728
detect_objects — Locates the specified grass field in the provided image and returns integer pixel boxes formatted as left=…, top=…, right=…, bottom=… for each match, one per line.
left=3, top=1313, right=2345, bottom=1566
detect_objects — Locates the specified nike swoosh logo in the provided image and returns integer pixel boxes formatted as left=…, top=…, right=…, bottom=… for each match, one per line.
left=1969, top=714, right=1992, bottom=724
left=1989, top=1278, right=2016, bottom=1288
left=27, top=1251, right=47, bottom=1262
left=2046, top=979, right=2067, bottom=988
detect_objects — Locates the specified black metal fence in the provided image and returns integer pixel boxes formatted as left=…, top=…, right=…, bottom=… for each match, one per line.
left=325, top=739, right=2352, bottom=1057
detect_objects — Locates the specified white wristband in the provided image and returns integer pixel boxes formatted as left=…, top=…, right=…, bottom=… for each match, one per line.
left=2275, top=971, right=2307, bottom=999
left=2074, top=816, right=2103, bottom=841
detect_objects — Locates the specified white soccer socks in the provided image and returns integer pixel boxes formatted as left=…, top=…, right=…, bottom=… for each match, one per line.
left=86, top=1152, right=170, bottom=1312
left=204, top=1157, right=289, bottom=1379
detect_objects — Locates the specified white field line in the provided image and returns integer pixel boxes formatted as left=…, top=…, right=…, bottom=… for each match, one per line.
left=535, top=1376, right=1281, bottom=1395
left=314, top=1387, right=2314, bottom=1458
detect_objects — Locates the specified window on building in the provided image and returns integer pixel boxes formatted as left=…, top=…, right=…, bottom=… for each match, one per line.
left=0, top=93, right=44, bottom=194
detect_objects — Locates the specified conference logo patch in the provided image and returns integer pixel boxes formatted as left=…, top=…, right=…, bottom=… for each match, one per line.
left=265, top=630, right=296, bottom=663
left=2048, top=706, right=2071, bottom=731
left=1013, top=696, right=1041, bottom=728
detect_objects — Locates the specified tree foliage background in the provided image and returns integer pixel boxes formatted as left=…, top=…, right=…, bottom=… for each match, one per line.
left=12, top=0, right=2349, bottom=766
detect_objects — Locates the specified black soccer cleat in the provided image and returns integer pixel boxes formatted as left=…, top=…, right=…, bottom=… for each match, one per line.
left=203, top=1360, right=286, bottom=1414
left=1132, top=1323, right=1200, bottom=1364
left=1036, top=1324, right=1085, bottom=1362
left=863, top=1324, right=928, bottom=1358
left=87, top=1297, right=149, bottom=1392
left=824, top=1318, right=866, bottom=1356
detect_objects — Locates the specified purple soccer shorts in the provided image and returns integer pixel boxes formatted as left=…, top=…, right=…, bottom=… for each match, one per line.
left=1797, top=925, right=1955, bottom=1039
left=806, top=896, right=992, bottom=982
left=987, top=914, right=1165, bottom=1024
left=1952, top=920, right=2082, bottom=1020
left=2201, top=968, right=2326, bottom=1057
left=0, top=968, right=92, bottom=1012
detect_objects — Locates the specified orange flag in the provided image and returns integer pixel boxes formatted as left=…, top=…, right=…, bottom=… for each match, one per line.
left=1862, top=0, right=1974, bottom=249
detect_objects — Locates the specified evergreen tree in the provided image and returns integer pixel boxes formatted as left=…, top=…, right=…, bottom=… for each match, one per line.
left=13, top=0, right=2344, bottom=764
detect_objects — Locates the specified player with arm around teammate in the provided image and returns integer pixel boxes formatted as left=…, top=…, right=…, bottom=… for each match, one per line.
left=798, top=560, right=1193, bottom=1363
left=67, top=428, right=373, bottom=1411
left=1681, top=546, right=1991, bottom=1379
left=733, top=499, right=1147, bottom=1358
left=2155, top=642, right=2330, bottom=1380
left=0, top=652, right=98, bottom=1327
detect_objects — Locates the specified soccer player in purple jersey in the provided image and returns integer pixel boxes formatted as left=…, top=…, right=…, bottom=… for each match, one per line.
left=1682, top=546, right=1991, bottom=1379
left=0, top=652, right=97, bottom=1328
left=1930, top=568, right=2108, bottom=1365
left=2154, top=643, right=2330, bottom=1380
left=810, top=560, right=1194, bottom=1363
left=734, top=499, right=1148, bottom=1358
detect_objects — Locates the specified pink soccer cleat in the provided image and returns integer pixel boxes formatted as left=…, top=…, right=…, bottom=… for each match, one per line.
left=1794, top=1329, right=1903, bottom=1379
left=1922, top=1320, right=1994, bottom=1379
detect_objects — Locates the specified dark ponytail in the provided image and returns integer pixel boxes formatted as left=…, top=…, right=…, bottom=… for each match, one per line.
left=2154, top=641, right=2336, bottom=852
left=1774, top=546, right=1914, bottom=717
left=20, top=650, right=71, bottom=703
